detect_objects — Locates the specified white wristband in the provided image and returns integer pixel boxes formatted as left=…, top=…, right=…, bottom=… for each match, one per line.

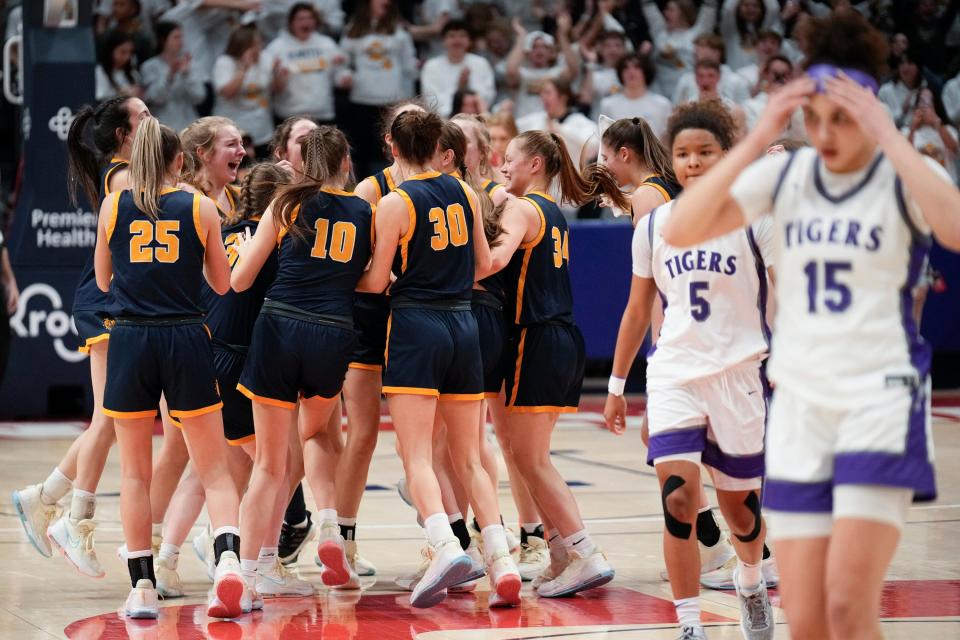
left=608, top=375, right=626, bottom=396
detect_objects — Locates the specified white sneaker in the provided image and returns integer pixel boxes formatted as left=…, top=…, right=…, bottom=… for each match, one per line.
left=124, top=579, right=159, bottom=619
left=354, top=551, right=377, bottom=577
left=47, top=516, right=104, bottom=578
left=332, top=541, right=362, bottom=591
left=410, top=539, right=473, bottom=609
left=699, top=556, right=736, bottom=590
left=395, top=546, right=431, bottom=592
left=518, top=537, right=549, bottom=582
left=532, top=541, right=569, bottom=590
left=240, top=581, right=264, bottom=613
left=678, top=626, right=708, bottom=639
left=701, top=537, right=736, bottom=573
left=762, top=557, right=779, bottom=588
left=536, top=547, right=614, bottom=598
left=192, top=526, right=215, bottom=582
left=734, top=569, right=774, bottom=640
left=12, top=485, right=57, bottom=558
left=259, top=558, right=314, bottom=597
left=487, top=552, right=521, bottom=608
left=207, top=551, right=245, bottom=619
left=449, top=542, right=485, bottom=594
left=156, top=557, right=184, bottom=598
left=396, top=478, right=414, bottom=508
left=316, top=522, right=351, bottom=587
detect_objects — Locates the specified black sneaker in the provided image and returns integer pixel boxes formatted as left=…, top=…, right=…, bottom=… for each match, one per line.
left=278, top=511, right=316, bottom=566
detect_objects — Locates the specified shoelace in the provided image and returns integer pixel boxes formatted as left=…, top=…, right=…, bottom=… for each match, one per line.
left=678, top=626, right=700, bottom=640
left=76, top=520, right=98, bottom=554
left=744, top=590, right=770, bottom=628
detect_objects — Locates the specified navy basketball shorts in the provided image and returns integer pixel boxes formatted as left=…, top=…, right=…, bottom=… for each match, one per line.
left=382, top=306, right=483, bottom=400
left=238, top=312, right=357, bottom=409
left=471, top=294, right=507, bottom=398
left=103, top=319, right=222, bottom=420
left=74, top=309, right=112, bottom=353
left=213, top=345, right=254, bottom=446
left=349, top=293, right=390, bottom=372
left=505, top=322, right=585, bottom=413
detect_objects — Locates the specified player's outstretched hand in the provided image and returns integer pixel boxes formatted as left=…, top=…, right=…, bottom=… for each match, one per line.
left=603, top=393, right=627, bottom=435
left=825, top=73, right=899, bottom=145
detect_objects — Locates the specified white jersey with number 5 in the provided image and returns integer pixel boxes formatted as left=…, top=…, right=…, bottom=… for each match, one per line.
left=731, top=148, right=949, bottom=409
left=632, top=200, right=775, bottom=388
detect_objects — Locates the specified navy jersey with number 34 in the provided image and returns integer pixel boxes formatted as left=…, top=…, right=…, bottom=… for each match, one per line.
left=503, top=191, right=574, bottom=325
left=106, top=188, right=207, bottom=317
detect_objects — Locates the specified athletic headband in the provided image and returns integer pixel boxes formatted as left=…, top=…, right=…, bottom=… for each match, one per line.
left=806, top=63, right=879, bottom=95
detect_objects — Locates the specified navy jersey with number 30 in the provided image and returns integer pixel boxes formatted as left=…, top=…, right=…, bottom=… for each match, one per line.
left=106, top=188, right=207, bottom=317
left=390, top=171, right=476, bottom=303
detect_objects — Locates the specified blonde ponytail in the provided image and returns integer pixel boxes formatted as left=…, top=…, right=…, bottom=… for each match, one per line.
left=129, top=118, right=183, bottom=220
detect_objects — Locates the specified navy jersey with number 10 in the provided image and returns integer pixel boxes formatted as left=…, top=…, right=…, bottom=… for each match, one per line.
left=106, top=188, right=207, bottom=317
left=390, top=171, right=476, bottom=303
left=268, top=188, right=373, bottom=317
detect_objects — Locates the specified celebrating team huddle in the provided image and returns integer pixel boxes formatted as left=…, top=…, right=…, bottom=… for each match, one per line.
left=10, top=10, right=960, bottom=640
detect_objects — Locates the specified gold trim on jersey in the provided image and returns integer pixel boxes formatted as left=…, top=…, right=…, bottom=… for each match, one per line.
left=507, top=405, right=578, bottom=414
left=103, top=159, right=127, bottom=195
left=192, top=193, right=206, bottom=247
left=513, top=197, right=547, bottom=324
left=237, top=384, right=296, bottom=410
left=383, top=312, right=392, bottom=368
left=366, top=175, right=383, bottom=203
left=103, top=408, right=158, bottom=419
left=527, top=190, right=556, bottom=203
left=77, top=333, right=110, bottom=354
left=384, top=167, right=396, bottom=191
left=508, top=327, right=527, bottom=407
left=105, top=192, right=121, bottom=241
left=439, top=392, right=484, bottom=401
left=406, top=170, right=442, bottom=181
left=348, top=362, right=383, bottom=372
left=640, top=174, right=671, bottom=202
left=227, top=434, right=256, bottom=446
left=394, top=189, right=417, bottom=273
left=382, top=386, right=441, bottom=397
left=277, top=204, right=301, bottom=244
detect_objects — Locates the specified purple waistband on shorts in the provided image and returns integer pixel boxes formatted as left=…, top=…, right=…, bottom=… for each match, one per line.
left=702, top=440, right=764, bottom=479
left=646, top=426, right=707, bottom=466
left=763, top=478, right=833, bottom=513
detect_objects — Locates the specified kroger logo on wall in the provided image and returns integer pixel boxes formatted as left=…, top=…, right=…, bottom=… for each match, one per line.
left=10, top=283, right=86, bottom=363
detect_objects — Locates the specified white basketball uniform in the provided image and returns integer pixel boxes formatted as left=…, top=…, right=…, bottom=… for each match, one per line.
left=632, top=200, right=775, bottom=490
left=731, top=147, right=945, bottom=517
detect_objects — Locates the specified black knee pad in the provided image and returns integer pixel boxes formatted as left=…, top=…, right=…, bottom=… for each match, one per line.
left=661, top=475, right=693, bottom=540
left=735, top=491, right=762, bottom=543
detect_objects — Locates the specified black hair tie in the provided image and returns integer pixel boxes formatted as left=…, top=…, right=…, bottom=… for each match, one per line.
left=632, top=117, right=641, bottom=125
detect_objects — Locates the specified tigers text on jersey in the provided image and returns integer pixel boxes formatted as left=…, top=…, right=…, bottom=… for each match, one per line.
left=269, top=188, right=373, bottom=317
left=731, top=148, right=946, bottom=409
left=200, top=218, right=277, bottom=346
left=390, top=171, right=476, bottom=303
left=632, top=200, right=774, bottom=388
left=502, top=191, right=575, bottom=326
left=105, top=188, right=207, bottom=318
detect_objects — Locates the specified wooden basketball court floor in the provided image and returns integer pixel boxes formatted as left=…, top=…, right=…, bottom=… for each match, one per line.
left=0, top=396, right=958, bottom=639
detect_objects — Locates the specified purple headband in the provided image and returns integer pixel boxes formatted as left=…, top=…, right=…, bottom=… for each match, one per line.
left=806, top=63, right=879, bottom=95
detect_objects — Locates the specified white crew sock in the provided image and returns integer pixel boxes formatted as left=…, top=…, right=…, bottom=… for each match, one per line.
left=40, top=468, right=72, bottom=505
left=152, top=522, right=163, bottom=539
left=447, top=512, right=463, bottom=524
left=69, top=489, right=96, bottom=522
left=317, top=508, right=338, bottom=525
left=258, top=547, right=278, bottom=572
left=480, top=524, right=509, bottom=561
left=563, top=529, right=596, bottom=558
left=424, top=512, right=455, bottom=547
left=674, top=596, right=701, bottom=629
left=159, top=543, right=180, bottom=568
left=737, top=559, right=763, bottom=593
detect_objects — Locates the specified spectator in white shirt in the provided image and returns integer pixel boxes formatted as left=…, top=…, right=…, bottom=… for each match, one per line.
left=95, top=30, right=144, bottom=101
left=878, top=51, right=926, bottom=130
left=906, top=87, right=959, bottom=181
left=213, top=25, right=285, bottom=155
left=516, top=77, right=596, bottom=183
left=579, top=30, right=628, bottom=120
left=340, top=0, right=417, bottom=176
left=641, top=0, right=717, bottom=100
left=599, top=53, right=673, bottom=140
left=671, top=34, right=751, bottom=106
left=263, top=2, right=350, bottom=124
left=505, top=13, right=581, bottom=119
left=719, top=0, right=781, bottom=71
left=141, top=22, right=206, bottom=132
left=741, top=54, right=804, bottom=139
left=421, top=20, right=496, bottom=118
left=734, top=29, right=782, bottom=92
left=942, top=69, right=960, bottom=125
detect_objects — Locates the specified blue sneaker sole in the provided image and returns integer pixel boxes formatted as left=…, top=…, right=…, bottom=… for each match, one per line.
left=410, top=555, right=473, bottom=608
left=12, top=491, right=51, bottom=558
left=540, top=569, right=615, bottom=598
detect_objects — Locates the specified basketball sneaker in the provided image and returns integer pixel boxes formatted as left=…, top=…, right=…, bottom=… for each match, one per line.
left=353, top=550, right=376, bottom=577
left=156, top=556, right=184, bottom=598
left=278, top=512, right=315, bottom=566
left=679, top=626, right=708, bottom=639
left=762, top=557, right=779, bottom=588
left=240, top=582, right=263, bottom=613
left=663, top=537, right=736, bottom=585
left=535, top=547, right=614, bottom=598
left=487, top=552, right=522, bottom=608
left=48, top=516, right=104, bottom=578
left=331, top=541, right=362, bottom=591
left=733, top=568, right=774, bottom=640
left=396, top=478, right=413, bottom=508
left=124, top=579, right=159, bottom=619
left=258, top=558, right=314, bottom=597
left=518, top=536, right=549, bottom=582
left=532, top=540, right=570, bottom=590
left=207, top=551, right=245, bottom=619
left=410, top=538, right=473, bottom=608
left=12, top=484, right=57, bottom=558
left=192, top=526, right=216, bottom=581
left=701, top=553, right=780, bottom=590
left=394, top=546, right=431, bottom=592
left=449, top=540, right=486, bottom=594
left=317, top=522, right=351, bottom=587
